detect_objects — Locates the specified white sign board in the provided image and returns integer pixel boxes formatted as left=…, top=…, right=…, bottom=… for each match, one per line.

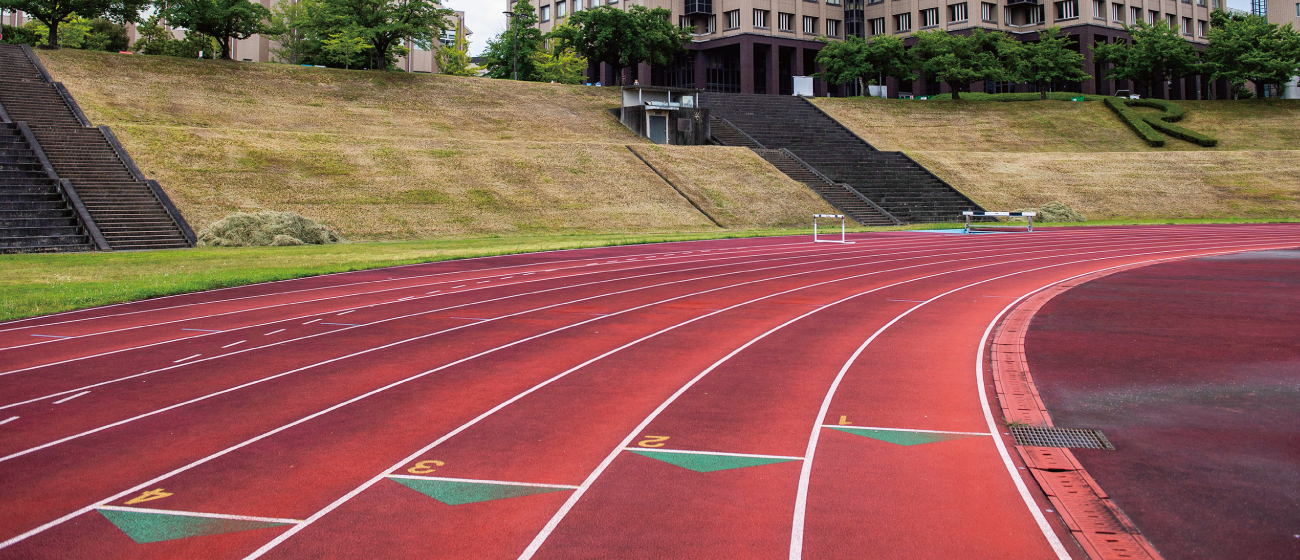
left=793, top=76, right=814, bottom=97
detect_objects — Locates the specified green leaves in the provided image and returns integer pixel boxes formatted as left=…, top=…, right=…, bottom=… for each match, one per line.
left=814, top=35, right=916, bottom=95
left=1094, top=21, right=1201, bottom=97
left=546, top=5, right=690, bottom=85
left=1104, top=97, right=1218, bottom=147
left=483, top=0, right=544, bottom=80
left=1017, top=27, right=1089, bottom=99
left=0, top=0, right=147, bottom=47
left=913, top=29, right=1017, bottom=99
left=162, top=0, right=272, bottom=59
left=1203, top=9, right=1300, bottom=97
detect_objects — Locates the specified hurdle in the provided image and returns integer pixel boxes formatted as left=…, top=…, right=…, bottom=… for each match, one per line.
left=813, top=214, right=854, bottom=244
left=963, top=211, right=1037, bottom=234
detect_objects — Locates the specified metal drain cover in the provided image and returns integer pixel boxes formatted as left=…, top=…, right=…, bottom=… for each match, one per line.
left=1010, top=426, right=1114, bottom=450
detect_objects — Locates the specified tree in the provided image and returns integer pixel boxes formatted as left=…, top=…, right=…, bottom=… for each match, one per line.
left=534, top=46, right=587, bottom=84
left=0, top=0, right=146, bottom=48
left=912, top=28, right=1018, bottom=99
left=162, top=0, right=271, bottom=59
left=547, top=5, right=691, bottom=86
left=265, top=0, right=311, bottom=65
left=321, top=25, right=368, bottom=69
left=1203, top=9, right=1300, bottom=98
left=84, top=17, right=128, bottom=51
left=307, top=0, right=453, bottom=70
left=1015, top=27, right=1089, bottom=99
left=436, top=30, right=475, bottom=76
left=1093, top=21, right=1202, bottom=99
left=482, top=0, right=542, bottom=80
left=815, top=34, right=916, bottom=96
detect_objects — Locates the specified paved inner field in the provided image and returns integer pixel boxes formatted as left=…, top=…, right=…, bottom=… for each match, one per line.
left=1, top=224, right=1297, bottom=559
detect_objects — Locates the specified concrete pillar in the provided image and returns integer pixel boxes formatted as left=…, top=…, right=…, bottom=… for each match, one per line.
left=740, top=39, right=755, bottom=94
left=1081, top=30, right=1097, bottom=95
left=694, top=49, right=707, bottom=90
left=794, top=46, right=805, bottom=78
left=636, top=62, right=651, bottom=85
left=767, top=44, right=779, bottom=96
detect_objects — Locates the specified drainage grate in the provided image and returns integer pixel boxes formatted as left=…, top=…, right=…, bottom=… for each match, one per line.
left=1010, top=426, right=1114, bottom=450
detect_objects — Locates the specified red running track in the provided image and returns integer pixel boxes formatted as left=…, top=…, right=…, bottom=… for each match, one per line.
left=0, top=225, right=1297, bottom=560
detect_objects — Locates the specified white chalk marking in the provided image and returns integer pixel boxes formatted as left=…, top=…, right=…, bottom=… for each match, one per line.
left=96, top=505, right=302, bottom=525
left=173, top=354, right=201, bottom=363
left=52, top=391, right=90, bottom=404
left=301, top=319, right=320, bottom=325
left=0, top=417, right=17, bottom=426
left=221, top=340, right=246, bottom=349
left=624, top=448, right=803, bottom=461
left=822, top=425, right=989, bottom=436
left=386, top=475, right=579, bottom=490
left=264, top=329, right=285, bottom=336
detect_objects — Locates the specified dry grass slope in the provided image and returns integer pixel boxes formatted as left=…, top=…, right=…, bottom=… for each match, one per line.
left=815, top=98, right=1300, bottom=220
left=37, top=49, right=830, bottom=240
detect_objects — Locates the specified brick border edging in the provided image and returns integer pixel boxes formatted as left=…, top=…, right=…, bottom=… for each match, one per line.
left=990, top=263, right=1165, bottom=560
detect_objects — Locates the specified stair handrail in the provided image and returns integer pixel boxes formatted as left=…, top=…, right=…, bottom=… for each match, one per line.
left=0, top=100, right=10, bottom=123
left=888, top=150, right=985, bottom=212
left=100, top=126, right=198, bottom=247
left=53, top=83, right=94, bottom=128
left=20, top=44, right=55, bottom=84
left=715, top=117, right=766, bottom=149
left=16, top=121, right=110, bottom=250
left=794, top=96, right=879, bottom=152
left=778, top=148, right=904, bottom=226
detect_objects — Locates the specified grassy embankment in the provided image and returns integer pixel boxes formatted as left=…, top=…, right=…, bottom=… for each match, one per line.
left=815, top=96, right=1300, bottom=221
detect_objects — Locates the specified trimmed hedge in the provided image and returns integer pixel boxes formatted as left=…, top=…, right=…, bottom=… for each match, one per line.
left=1104, top=97, right=1166, bottom=147
left=923, top=92, right=1108, bottom=102
left=1127, top=98, right=1186, bottom=122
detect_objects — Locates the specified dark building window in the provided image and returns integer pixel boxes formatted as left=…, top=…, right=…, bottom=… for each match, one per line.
left=706, top=52, right=741, bottom=93
left=685, top=0, right=712, bottom=14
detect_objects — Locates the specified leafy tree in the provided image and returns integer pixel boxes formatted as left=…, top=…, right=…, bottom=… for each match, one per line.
left=161, top=0, right=270, bottom=59
left=1015, top=26, right=1089, bottom=99
left=1203, top=9, right=1300, bottom=98
left=913, top=28, right=1018, bottom=99
left=436, top=30, right=475, bottom=76
left=321, top=25, right=368, bottom=69
left=265, top=0, right=312, bottom=65
left=306, top=0, right=453, bottom=70
left=534, top=46, right=587, bottom=84
left=547, top=5, right=691, bottom=86
left=0, top=0, right=146, bottom=48
left=85, top=17, right=128, bottom=51
left=482, top=0, right=542, bottom=80
left=1093, top=21, right=1202, bottom=99
left=1, top=23, right=43, bottom=45
left=815, top=34, right=917, bottom=96
left=132, top=14, right=219, bottom=58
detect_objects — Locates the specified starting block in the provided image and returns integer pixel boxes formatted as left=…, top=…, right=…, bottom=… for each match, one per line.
left=963, top=211, right=1036, bottom=234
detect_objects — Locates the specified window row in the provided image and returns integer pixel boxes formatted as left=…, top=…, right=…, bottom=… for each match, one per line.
left=708, top=9, right=842, bottom=36
left=864, top=1, right=1210, bottom=35
left=866, top=2, right=996, bottom=34
left=537, top=0, right=621, bottom=23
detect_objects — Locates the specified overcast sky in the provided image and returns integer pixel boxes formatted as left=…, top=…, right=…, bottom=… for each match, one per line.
left=445, top=0, right=1256, bottom=58
left=446, top=1, right=506, bottom=57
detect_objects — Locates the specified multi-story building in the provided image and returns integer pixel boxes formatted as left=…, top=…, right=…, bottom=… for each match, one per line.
left=1, top=5, right=470, bottom=73
left=1252, top=0, right=1300, bottom=97
left=521, top=0, right=1292, bottom=97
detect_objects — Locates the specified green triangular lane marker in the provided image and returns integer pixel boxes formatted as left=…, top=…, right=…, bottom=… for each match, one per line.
left=389, top=477, right=571, bottom=505
left=629, top=450, right=797, bottom=473
left=829, top=427, right=979, bottom=446
left=97, top=509, right=289, bottom=544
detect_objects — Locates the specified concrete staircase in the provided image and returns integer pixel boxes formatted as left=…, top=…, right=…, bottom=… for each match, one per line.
left=703, top=92, right=982, bottom=224
left=753, top=149, right=899, bottom=227
left=0, top=43, right=193, bottom=251
left=0, top=122, right=98, bottom=252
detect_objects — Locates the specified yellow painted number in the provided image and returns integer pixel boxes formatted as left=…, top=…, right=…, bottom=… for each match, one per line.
left=125, top=488, right=173, bottom=505
left=838, top=415, right=852, bottom=425
left=637, top=435, right=670, bottom=448
left=407, top=460, right=445, bottom=475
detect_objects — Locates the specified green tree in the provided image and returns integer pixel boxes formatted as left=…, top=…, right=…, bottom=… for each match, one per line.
left=321, top=24, right=368, bottom=69
left=482, top=0, right=542, bottom=80
left=815, top=34, right=917, bottom=96
left=547, top=5, right=691, bottom=86
left=1, top=23, right=43, bottom=45
left=534, top=45, right=587, bottom=84
left=264, top=0, right=312, bottom=65
left=162, top=0, right=271, bottom=59
left=1203, top=9, right=1300, bottom=98
left=1093, top=21, right=1202, bottom=99
left=0, top=0, right=146, bottom=48
left=1015, top=27, right=1089, bottom=99
left=307, top=0, right=453, bottom=70
left=912, top=29, right=1018, bottom=100
left=436, top=31, right=475, bottom=76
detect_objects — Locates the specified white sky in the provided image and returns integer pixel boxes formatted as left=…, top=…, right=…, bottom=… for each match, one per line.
left=446, top=0, right=507, bottom=57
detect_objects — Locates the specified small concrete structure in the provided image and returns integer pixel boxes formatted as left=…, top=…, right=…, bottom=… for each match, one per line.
left=616, top=86, right=710, bottom=146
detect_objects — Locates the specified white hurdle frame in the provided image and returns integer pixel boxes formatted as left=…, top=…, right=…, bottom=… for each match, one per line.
left=963, top=211, right=1037, bottom=234
left=813, top=214, right=854, bottom=244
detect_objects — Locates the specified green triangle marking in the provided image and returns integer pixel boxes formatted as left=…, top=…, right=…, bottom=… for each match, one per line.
left=629, top=450, right=797, bottom=473
left=389, top=477, right=571, bottom=506
left=97, top=509, right=289, bottom=544
left=829, top=427, right=980, bottom=446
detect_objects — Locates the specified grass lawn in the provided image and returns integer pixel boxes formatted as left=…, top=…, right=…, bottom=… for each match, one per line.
left=6, top=219, right=1298, bottom=323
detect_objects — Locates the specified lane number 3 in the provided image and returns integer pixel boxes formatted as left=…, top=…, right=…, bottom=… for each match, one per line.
left=637, top=435, right=670, bottom=448
left=408, top=460, right=445, bottom=474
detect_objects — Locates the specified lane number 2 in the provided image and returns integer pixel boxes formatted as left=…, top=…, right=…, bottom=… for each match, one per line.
left=637, top=435, right=670, bottom=448
left=125, top=488, right=173, bottom=505
left=408, top=460, right=445, bottom=475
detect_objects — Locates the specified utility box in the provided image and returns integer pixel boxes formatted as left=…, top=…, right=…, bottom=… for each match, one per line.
left=616, top=86, right=711, bottom=145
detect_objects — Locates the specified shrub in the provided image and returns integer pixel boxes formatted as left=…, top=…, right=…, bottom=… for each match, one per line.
left=1104, top=97, right=1218, bottom=148
left=1, top=24, right=41, bottom=46
left=1104, top=97, right=1166, bottom=147
left=1015, top=201, right=1086, bottom=222
left=923, top=92, right=1107, bottom=101
left=197, top=211, right=344, bottom=247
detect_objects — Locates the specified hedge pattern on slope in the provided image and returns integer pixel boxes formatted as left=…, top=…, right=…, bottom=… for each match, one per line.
left=1104, top=98, right=1219, bottom=148
left=198, top=211, right=344, bottom=247
left=1013, top=201, right=1086, bottom=222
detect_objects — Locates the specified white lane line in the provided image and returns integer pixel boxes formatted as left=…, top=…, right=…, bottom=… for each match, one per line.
left=52, top=391, right=90, bottom=404
left=396, top=297, right=415, bottom=302
left=264, top=329, right=286, bottom=336
left=29, top=334, right=71, bottom=339
left=426, top=290, right=441, bottom=295
left=451, top=285, right=466, bottom=289
left=0, top=417, right=17, bottom=426
left=302, top=319, right=321, bottom=325
left=886, top=299, right=927, bottom=303
left=181, top=329, right=221, bottom=332
left=173, top=354, right=202, bottom=364
left=336, top=310, right=355, bottom=316
left=446, top=317, right=490, bottom=322
left=320, top=323, right=361, bottom=327
left=386, top=475, right=580, bottom=490
left=624, top=448, right=803, bottom=461
left=221, top=340, right=246, bottom=349
left=477, top=281, right=490, bottom=284
left=95, top=505, right=302, bottom=525
left=821, top=425, right=989, bottom=436
left=501, top=277, right=513, bottom=280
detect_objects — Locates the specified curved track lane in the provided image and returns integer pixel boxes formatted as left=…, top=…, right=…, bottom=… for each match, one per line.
left=1, top=225, right=1297, bottom=560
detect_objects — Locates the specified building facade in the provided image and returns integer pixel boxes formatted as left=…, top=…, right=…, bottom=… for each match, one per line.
left=520, top=0, right=1297, bottom=97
